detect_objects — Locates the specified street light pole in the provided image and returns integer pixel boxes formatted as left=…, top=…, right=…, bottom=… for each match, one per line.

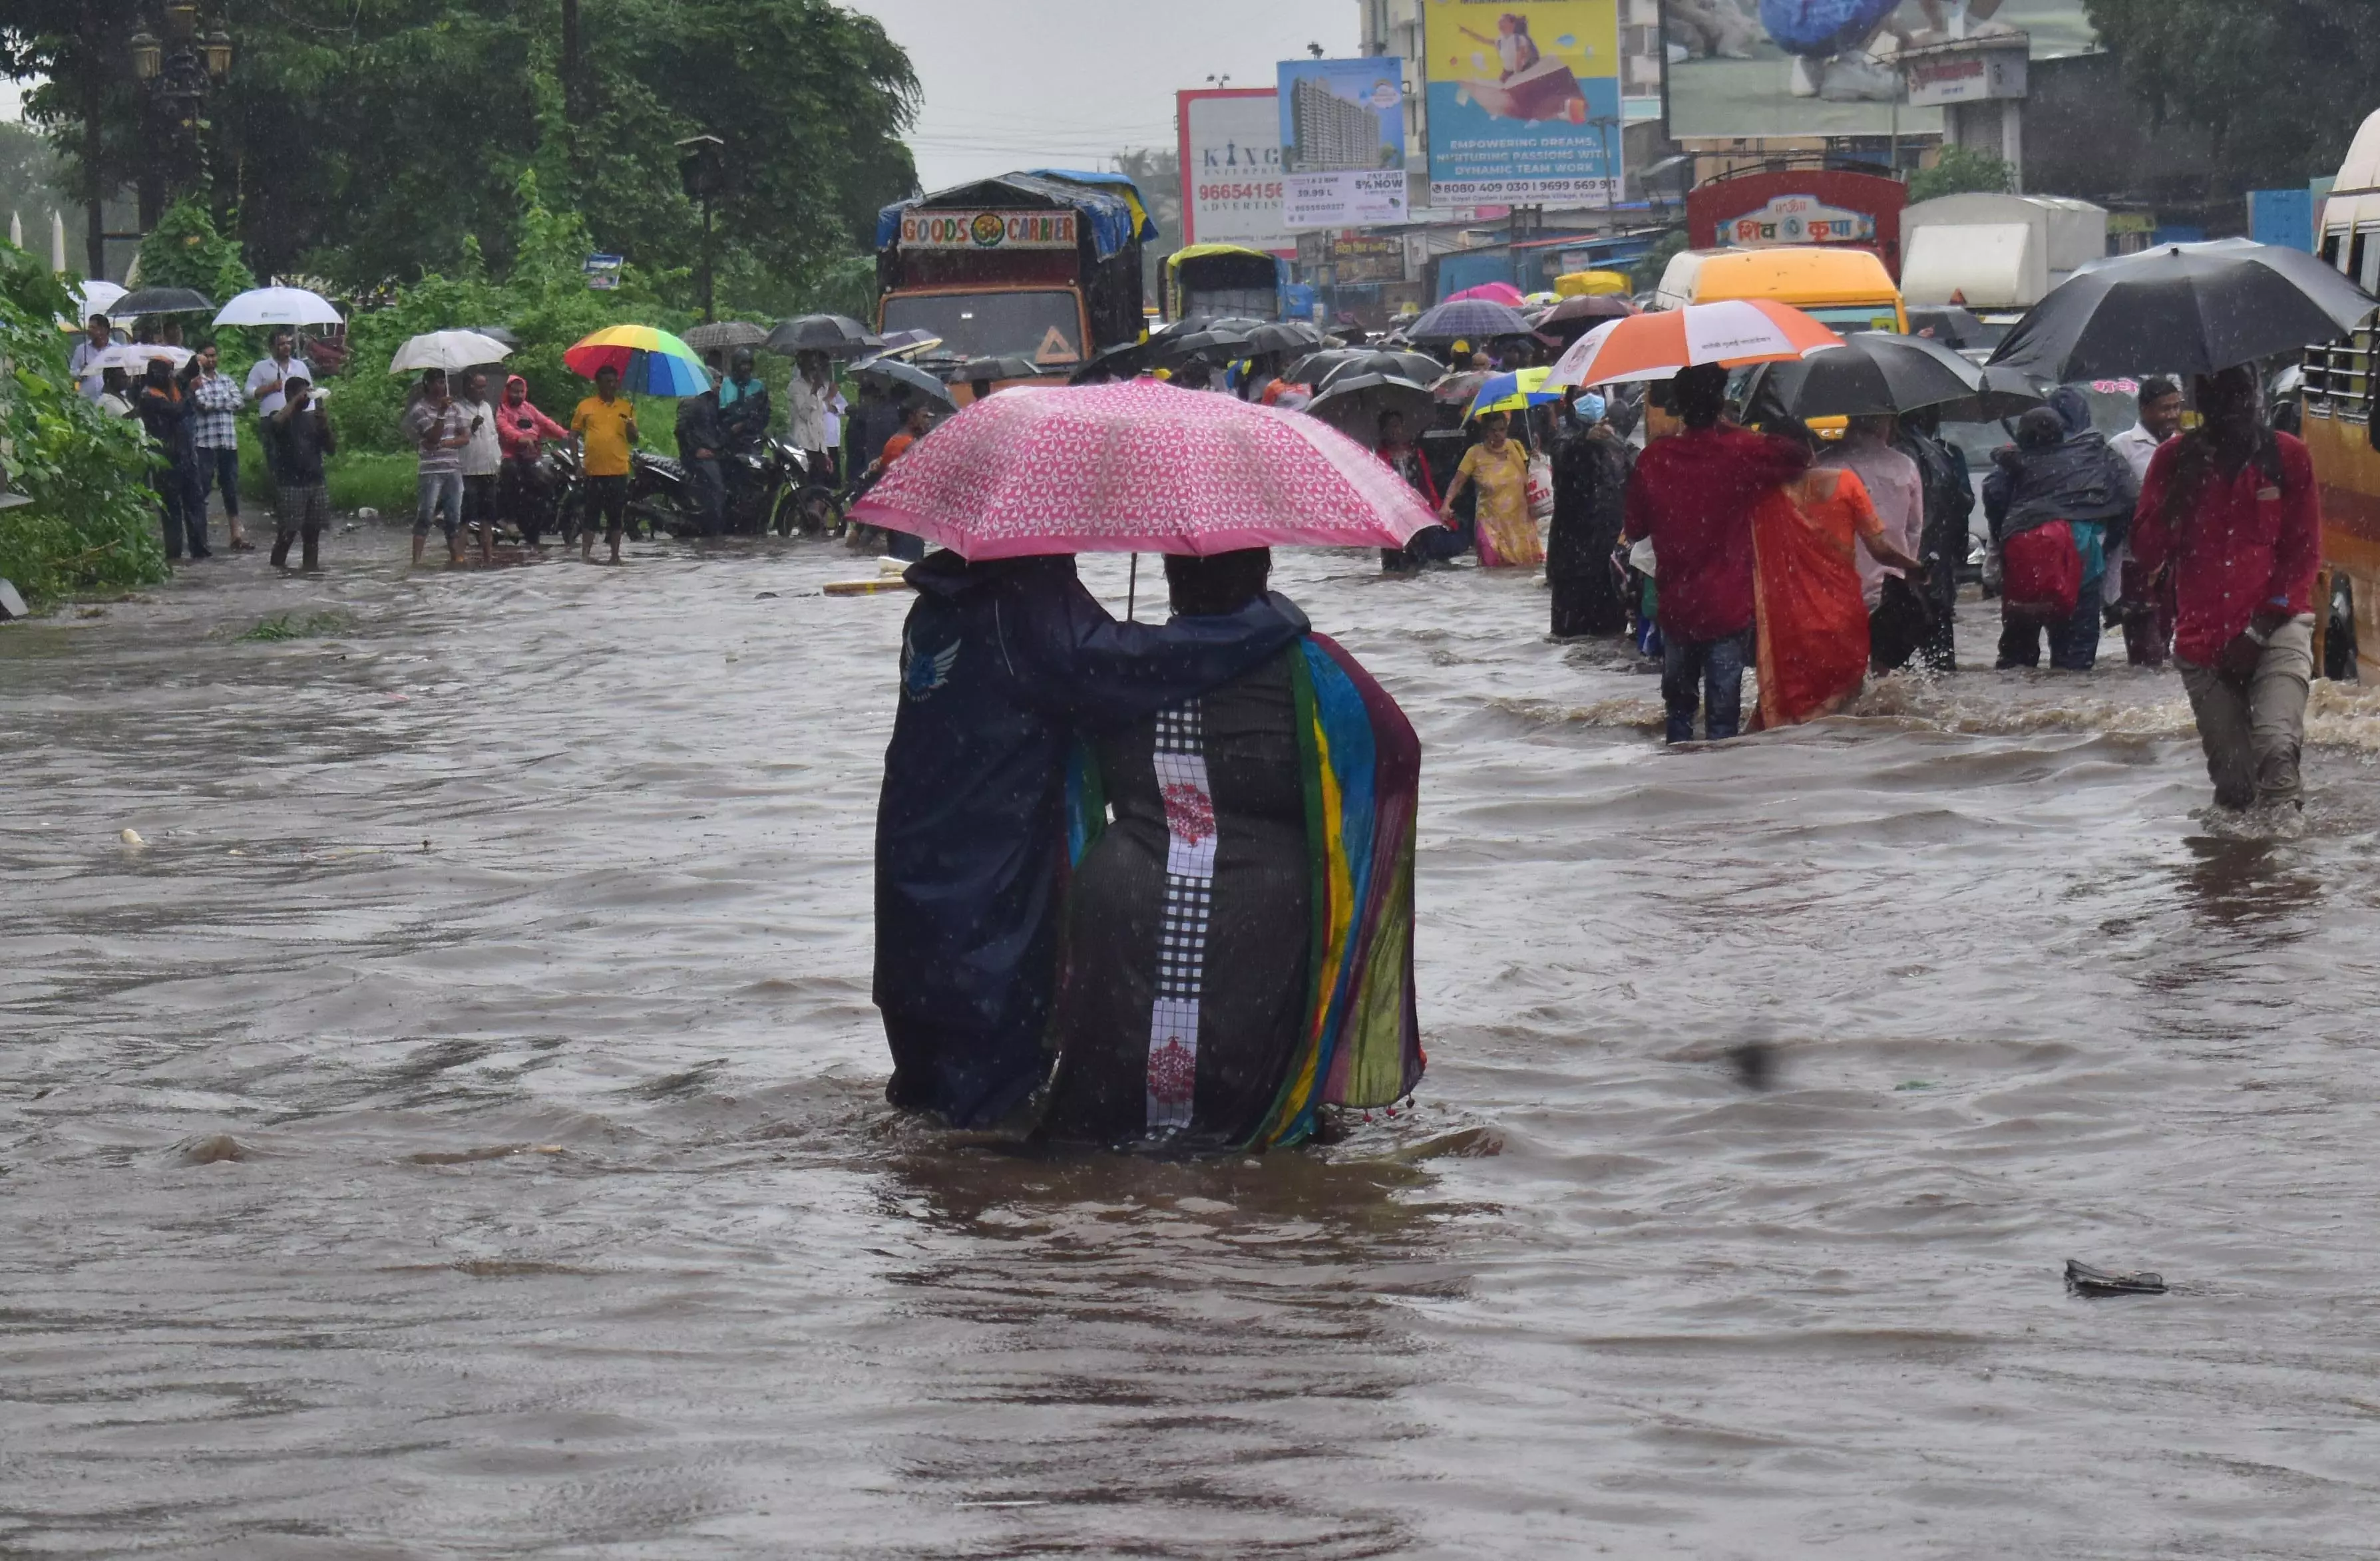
left=676, top=134, right=727, bottom=324
left=128, top=3, right=233, bottom=219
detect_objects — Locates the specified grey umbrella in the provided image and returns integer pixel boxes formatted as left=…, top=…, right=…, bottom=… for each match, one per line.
left=853, top=355, right=956, bottom=407
left=765, top=313, right=885, bottom=357
left=1990, top=242, right=2377, bottom=382
left=1303, top=373, right=1439, bottom=442
left=1245, top=319, right=1324, bottom=356
left=1744, top=332, right=1986, bottom=420
left=682, top=320, right=769, bottom=353
left=1285, top=348, right=1446, bottom=392
left=112, top=286, right=214, bottom=315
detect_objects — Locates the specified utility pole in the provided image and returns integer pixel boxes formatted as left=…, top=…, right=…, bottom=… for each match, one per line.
left=677, top=134, right=727, bottom=323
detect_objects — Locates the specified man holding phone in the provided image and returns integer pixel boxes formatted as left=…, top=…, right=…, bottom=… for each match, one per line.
left=268, top=373, right=336, bottom=571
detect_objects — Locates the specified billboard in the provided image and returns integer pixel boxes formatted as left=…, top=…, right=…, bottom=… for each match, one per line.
left=1277, top=59, right=1410, bottom=231
left=1663, top=0, right=2098, bottom=140
left=1423, top=0, right=1623, bottom=206
left=1177, top=88, right=1294, bottom=255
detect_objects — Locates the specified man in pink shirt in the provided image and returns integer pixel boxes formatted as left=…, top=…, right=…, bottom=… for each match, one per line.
left=2130, top=367, right=2323, bottom=812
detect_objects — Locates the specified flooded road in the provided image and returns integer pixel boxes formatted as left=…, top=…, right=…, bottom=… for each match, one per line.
left=6, top=526, right=2380, bottom=1558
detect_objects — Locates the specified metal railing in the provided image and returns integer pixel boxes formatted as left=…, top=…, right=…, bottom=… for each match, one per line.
left=2303, top=324, right=2377, bottom=423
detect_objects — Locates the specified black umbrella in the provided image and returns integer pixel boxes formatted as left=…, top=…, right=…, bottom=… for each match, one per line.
left=1744, top=332, right=1985, bottom=420
left=1406, top=297, right=1533, bottom=346
left=112, top=286, right=214, bottom=315
left=956, top=354, right=1041, bottom=383
left=1283, top=347, right=1446, bottom=391
left=1153, top=321, right=1267, bottom=366
left=1932, top=365, right=2050, bottom=424
left=1989, top=242, right=2377, bottom=383
left=1069, top=339, right=1150, bottom=385
left=1303, top=373, right=1438, bottom=442
left=765, top=313, right=884, bottom=357
left=1245, top=319, right=1324, bottom=355
left=852, top=355, right=955, bottom=407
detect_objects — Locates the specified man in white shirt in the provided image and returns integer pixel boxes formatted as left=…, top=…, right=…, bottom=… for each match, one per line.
left=1820, top=415, right=1929, bottom=669
left=68, top=315, right=114, bottom=399
left=2106, top=375, right=2186, bottom=665
left=246, top=330, right=301, bottom=417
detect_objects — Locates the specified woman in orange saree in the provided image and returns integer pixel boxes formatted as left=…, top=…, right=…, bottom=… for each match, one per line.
left=1750, top=442, right=1926, bottom=731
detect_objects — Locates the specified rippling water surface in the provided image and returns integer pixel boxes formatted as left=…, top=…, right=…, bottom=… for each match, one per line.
left=6, top=527, right=2380, bottom=1558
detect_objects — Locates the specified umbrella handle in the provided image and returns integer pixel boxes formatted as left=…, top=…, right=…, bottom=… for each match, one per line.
left=1127, top=553, right=1137, bottom=621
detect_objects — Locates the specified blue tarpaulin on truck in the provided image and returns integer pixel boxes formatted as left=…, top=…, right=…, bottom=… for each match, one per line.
left=878, top=172, right=1155, bottom=261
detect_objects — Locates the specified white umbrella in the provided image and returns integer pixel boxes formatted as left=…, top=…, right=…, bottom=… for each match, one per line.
left=214, top=285, right=342, bottom=327
left=388, top=329, right=512, bottom=375
left=95, top=343, right=192, bottom=371
left=72, top=279, right=127, bottom=321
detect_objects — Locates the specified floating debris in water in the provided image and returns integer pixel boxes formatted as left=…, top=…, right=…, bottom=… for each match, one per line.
left=2065, top=1260, right=2167, bottom=1297
left=118, top=828, right=145, bottom=846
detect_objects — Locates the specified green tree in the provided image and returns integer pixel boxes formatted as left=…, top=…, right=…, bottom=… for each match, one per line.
left=1907, top=144, right=2015, bottom=204
left=132, top=198, right=256, bottom=307
left=2083, top=0, right=2380, bottom=188
left=0, top=120, right=67, bottom=239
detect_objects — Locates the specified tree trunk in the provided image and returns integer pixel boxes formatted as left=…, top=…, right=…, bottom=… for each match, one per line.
left=81, top=0, right=105, bottom=277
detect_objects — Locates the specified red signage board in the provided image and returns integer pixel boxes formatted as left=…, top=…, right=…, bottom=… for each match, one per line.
left=1686, top=169, right=1909, bottom=279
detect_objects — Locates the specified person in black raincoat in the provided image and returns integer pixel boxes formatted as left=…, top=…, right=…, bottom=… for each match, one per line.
left=1897, top=407, right=1975, bottom=671
left=875, top=552, right=1310, bottom=1128
left=1547, top=390, right=1633, bottom=637
left=1985, top=389, right=2138, bottom=671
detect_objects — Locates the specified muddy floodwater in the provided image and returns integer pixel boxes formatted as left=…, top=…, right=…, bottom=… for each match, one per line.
left=7, top=526, right=2380, bottom=1559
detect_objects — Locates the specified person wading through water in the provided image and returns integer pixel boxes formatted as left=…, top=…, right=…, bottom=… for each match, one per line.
left=2129, top=365, right=2323, bottom=814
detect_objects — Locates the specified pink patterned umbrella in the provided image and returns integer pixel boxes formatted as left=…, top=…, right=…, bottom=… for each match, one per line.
left=1447, top=281, right=1527, bottom=307
left=846, top=380, right=1442, bottom=558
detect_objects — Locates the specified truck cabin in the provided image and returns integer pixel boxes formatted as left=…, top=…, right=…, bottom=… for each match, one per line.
left=875, top=172, right=1149, bottom=393
left=1164, top=244, right=1285, bottom=323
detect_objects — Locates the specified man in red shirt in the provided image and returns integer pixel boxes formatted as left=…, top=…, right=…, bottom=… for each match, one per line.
left=2130, top=366, right=2324, bottom=812
left=1624, top=364, right=1810, bottom=741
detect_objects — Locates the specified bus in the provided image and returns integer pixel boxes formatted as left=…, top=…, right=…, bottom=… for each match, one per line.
left=2301, top=108, right=2380, bottom=679
left=1653, top=245, right=1909, bottom=335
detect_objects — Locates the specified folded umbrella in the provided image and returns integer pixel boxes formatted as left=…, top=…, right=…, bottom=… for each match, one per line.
left=388, top=330, right=514, bottom=375
left=214, top=286, right=341, bottom=327
left=564, top=325, right=710, bottom=396
left=1407, top=297, right=1534, bottom=345
left=853, top=355, right=956, bottom=407
left=1742, top=332, right=1983, bottom=420
left=1990, top=242, right=2378, bottom=382
left=847, top=379, right=1440, bottom=558
left=1549, top=300, right=1842, bottom=387
left=765, top=313, right=884, bottom=357
left=112, top=285, right=214, bottom=316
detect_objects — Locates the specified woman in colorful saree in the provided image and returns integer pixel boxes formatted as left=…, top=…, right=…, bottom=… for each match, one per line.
left=1748, top=421, right=1925, bottom=731
left=1040, top=550, right=1424, bottom=1152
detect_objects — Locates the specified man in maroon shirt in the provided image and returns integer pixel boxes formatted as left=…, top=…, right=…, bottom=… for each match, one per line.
left=2130, top=366, right=2324, bottom=812
left=1624, top=364, right=1810, bottom=741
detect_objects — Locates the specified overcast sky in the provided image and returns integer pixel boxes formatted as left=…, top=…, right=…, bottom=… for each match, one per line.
left=4, top=3, right=1361, bottom=182
left=842, top=0, right=1359, bottom=191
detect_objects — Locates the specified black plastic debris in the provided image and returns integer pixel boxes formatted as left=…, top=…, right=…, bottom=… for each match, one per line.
left=2065, top=1259, right=2168, bottom=1296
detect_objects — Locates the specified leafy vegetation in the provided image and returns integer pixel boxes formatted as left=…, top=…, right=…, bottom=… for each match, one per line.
left=1907, top=146, right=2016, bottom=204
left=0, top=241, right=164, bottom=608
left=132, top=200, right=257, bottom=313
left=4, top=0, right=920, bottom=317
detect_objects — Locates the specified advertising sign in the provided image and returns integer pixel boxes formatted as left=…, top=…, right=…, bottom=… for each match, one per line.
left=1423, top=0, right=1623, bottom=206
left=582, top=254, right=623, bottom=291
left=1718, top=194, right=1876, bottom=247
left=1177, top=88, right=1294, bottom=255
left=1685, top=168, right=1907, bottom=269
left=898, top=210, right=1078, bottom=250
left=1663, top=0, right=2096, bottom=140
left=1901, top=41, right=2028, bottom=106
left=1277, top=59, right=1409, bottom=231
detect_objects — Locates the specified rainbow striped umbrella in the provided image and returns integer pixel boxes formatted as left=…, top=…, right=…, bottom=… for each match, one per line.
left=564, top=325, right=710, bottom=397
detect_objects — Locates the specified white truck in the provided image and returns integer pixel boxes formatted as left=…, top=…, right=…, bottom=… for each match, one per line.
left=1899, top=194, right=2109, bottom=332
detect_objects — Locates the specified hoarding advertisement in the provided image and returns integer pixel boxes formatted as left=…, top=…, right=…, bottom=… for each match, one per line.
left=1662, top=0, right=2098, bottom=140
left=1422, top=0, right=1623, bottom=206
left=1277, top=59, right=1410, bottom=232
left=1177, top=88, right=1295, bottom=255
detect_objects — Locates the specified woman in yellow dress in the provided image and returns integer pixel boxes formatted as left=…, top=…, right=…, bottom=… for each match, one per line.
left=1438, top=411, right=1543, bottom=568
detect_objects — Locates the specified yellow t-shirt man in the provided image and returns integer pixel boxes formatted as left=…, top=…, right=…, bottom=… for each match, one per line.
left=572, top=393, right=639, bottom=478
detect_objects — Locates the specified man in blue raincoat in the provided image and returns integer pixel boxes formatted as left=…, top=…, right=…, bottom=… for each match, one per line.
left=875, top=551, right=1310, bottom=1128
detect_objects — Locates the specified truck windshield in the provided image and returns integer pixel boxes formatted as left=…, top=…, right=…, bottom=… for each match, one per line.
left=881, top=291, right=1084, bottom=366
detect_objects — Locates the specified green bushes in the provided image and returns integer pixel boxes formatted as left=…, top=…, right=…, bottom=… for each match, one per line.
left=0, top=244, right=167, bottom=607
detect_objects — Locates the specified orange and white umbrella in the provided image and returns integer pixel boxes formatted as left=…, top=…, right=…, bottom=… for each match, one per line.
left=1547, top=299, right=1842, bottom=388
